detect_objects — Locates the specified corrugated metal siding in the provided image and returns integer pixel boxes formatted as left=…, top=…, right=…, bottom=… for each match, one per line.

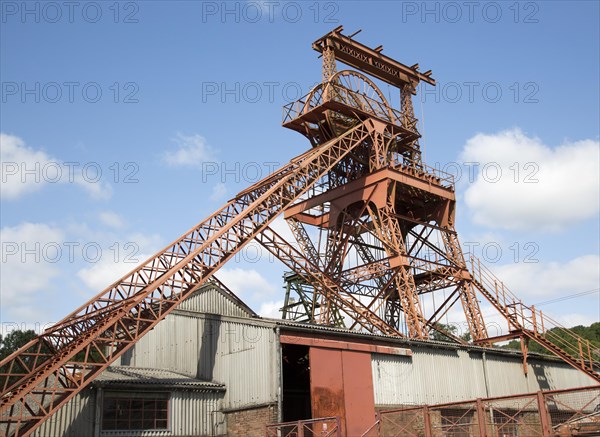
left=170, top=391, right=225, bottom=436
left=372, top=348, right=487, bottom=406
left=99, top=391, right=225, bottom=437
left=120, top=313, right=278, bottom=410
left=372, top=347, right=596, bottom=407
left=32, top=389, right=226, bottom=437
left=485, top=354, right=597, bottom=397
left=32, top=389, right=95, bottom=437
left=176, top=286, right=252, bottom=318
left=205, top=319, right=277, bottom=410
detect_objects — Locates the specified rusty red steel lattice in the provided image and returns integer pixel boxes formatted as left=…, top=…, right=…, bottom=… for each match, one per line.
left=265, top=416, right=342, bottom=437
left=0, top=119, right=378, bottom=436
left=1, top=26, right=599, bottom=437
left=374, top=385, right=600, bottom=437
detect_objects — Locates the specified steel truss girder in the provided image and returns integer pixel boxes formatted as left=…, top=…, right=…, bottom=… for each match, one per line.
left=275, top=230, right=468, bottom=343
left=0, top=120, right=378, bottom=437
left=256, top=227, right=402, bottom=336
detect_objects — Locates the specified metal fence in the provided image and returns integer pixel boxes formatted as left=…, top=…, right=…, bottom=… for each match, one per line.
left=266, top=416, right=341, bottom=437
left=375, top=385, right=599, bottom=437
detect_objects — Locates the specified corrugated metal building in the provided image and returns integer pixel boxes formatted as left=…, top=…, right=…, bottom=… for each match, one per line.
left=32, top=282, right=597, bottom=436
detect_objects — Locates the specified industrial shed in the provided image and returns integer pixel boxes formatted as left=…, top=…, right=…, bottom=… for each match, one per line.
left=30, top=281, right=596, bottom=437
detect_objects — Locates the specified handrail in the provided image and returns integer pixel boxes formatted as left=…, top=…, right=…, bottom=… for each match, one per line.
left=389, top=158, right=455, bottom=189
left=360, top=417, right=380, bottom=437
left=466, top=253, right=599, bottom=371
left=265, top=416, right=341, bottom=437
left=282, top=81, right=414, bottom=132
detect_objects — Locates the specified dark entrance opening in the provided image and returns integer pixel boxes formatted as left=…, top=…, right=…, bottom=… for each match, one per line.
left=282, top=344, right=311, bottom=421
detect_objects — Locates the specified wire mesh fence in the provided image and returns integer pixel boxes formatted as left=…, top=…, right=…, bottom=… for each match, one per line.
left=376, top=385, right=599, bottom=437
left=266, top=416, right=341, bottom=437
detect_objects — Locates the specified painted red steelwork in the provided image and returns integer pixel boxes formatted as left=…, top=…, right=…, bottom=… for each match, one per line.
left=376, top=385, right=600, bottom=437
left=2, top=26, right=598, bottom=437
left=280, top=333, right=411, bottom=356
left=310, top=348, right=346, bottom=432
left=309, top=348, right=376, bottom=435
left=340, top=350, right=376, bottom=436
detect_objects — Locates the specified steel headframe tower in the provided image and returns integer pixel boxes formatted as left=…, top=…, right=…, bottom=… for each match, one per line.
left=280, top=26, right=488, bottom=343
left=1, top=26, right=598, bottom=437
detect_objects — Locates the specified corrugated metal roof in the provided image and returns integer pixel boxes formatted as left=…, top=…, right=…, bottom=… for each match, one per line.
left=175, top=280, right=257, bottom=318
left=94, top=366, right=225, bottom=391
left=271, top=318, right=574, bottom=364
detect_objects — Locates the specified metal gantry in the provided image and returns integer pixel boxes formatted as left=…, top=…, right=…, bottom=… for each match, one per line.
left=1, top=26, right=598, bottom=437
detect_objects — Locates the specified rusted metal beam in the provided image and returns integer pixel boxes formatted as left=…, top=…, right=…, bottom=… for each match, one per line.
left=312, top=26, right=436, bottom=88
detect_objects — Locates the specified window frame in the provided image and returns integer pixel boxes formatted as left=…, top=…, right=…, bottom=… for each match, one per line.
left=101, top=390, right=171, bottom=432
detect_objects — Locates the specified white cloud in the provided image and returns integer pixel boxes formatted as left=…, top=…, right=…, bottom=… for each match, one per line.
left=163, top=134, right=215, bottom=168
left=258, top=300, right=283, bottom=318
left=460, top=129, right=599, bottom=231
left=269, top=216, right=299, bottom=245
left=210, top=182, right=227, bottom=201
left=99, top=211, right=126, bottom=229
left=0, top=133, right=112, bottom=200
left=76, top=255, right=145, bottom=291
left=1, top=133, right=51, bottom=199
left=217, top=267, right=277, bottom=300
left=0, top=222, right=64, bottom=307
left=76, top=232, right=161, bottom=292
left=553, top=313, right=598, bottom=328
left=125, top=232, right=162, bottom=255
left=489, top=255, right=600, bottom=301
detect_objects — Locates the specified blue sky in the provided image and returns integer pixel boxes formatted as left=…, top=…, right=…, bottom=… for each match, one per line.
left=1, top=1, right=599, bottom=334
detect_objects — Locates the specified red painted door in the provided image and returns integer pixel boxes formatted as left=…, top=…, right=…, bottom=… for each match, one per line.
left=310, top=347, right=376, bottom=435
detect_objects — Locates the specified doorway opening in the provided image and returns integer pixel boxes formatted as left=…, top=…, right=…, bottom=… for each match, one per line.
left=281, top=344, right=311, bottom=421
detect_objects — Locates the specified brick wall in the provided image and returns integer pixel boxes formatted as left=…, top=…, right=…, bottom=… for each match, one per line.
left=226, top=404, right=278, bottom=437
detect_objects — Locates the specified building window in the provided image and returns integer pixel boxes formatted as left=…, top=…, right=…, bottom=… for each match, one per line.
left=440, top=409, right=473, bottom=437
left=102, top=391, right=170, bottom=431
left=492, top=412, right=518, bottom=437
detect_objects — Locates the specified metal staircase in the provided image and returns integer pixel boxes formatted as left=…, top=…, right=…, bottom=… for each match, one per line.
left=2, top=26, right=598, bottom=437
left=468, top=255, right=600, bottom=382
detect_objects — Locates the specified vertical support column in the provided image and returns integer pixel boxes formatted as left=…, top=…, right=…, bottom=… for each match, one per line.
left=459, top=282, right=490, bottom=343
left=94, top=387, right=102, bottom=437
left=536, top=390, right=552, bottom=437
left=400, top=81, right=422, bottom=167
left=442, top=230, right=489, bottom=343
left=520, top=336, right=529, bottom=375
left=368, top=201, right=428, bottom=339
left=336, top=416, right=342, bottom=437
left=475, top=398, right=488, bottom=437
left=322, top=45, right=337, bottom=84
left=423, top=406, right=432, bottom=437
left=400, top=82, right=416, bottom=124
left=282, top=279, right=292, bottom=320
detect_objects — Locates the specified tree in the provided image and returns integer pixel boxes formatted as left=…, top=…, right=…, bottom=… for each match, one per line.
left=0, top=329, right=37, bottom=360
left=429, top=323, right=470, bottom=342
left=503, top=322, right=600, bottom=356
